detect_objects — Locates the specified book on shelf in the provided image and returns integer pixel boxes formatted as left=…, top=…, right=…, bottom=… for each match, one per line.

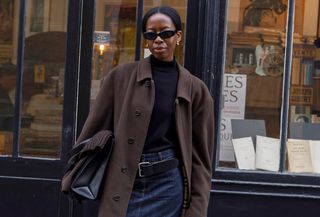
left=291, top=43, right=317, bottom=84
left=314, top=60, right=320, bottom=78
left=287, top=139, right=320, bottom=173
left=291, top=57, right=301, bottom=85
left=300, top=59, right=314, bottom=85
left=291, top=58, right=314, bottom=85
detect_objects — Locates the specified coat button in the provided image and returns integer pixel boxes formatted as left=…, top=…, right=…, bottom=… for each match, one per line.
left=145, top=80, right=151, bottom=87
left=135, top=110, right=141, bottom=116
left=128, top=137, right=135, bottom=144
left=121, top=167, right=127, bottom=173
left=113, top=195, right=120, bottom=201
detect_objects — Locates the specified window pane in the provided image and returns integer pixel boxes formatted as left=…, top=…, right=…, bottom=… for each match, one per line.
left=287, top=1, right=320, bottom=174
left=19, top=0, right=68, bottom=159
left=90, top=0, right=137, bottom=105
left=219, top=0, right=288, bottom=171
left=0, top=0, right=19, bottom=156
left=143, top=0, right=187, bottom=64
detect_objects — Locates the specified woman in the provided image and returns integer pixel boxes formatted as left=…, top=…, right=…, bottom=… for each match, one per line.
left=75, top=6, right=214, bottom=217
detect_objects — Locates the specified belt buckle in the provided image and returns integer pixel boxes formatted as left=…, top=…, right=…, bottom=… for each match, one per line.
left=138, top=162, right=151, bottom=177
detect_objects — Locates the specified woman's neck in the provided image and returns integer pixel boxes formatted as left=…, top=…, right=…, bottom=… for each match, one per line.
left=150, top=55, right=176, bottom=68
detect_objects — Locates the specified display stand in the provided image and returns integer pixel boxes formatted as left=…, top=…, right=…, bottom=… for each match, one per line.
left=231, top=119, right=267, bottom=146
left=289, top=123, right=320, bottom=140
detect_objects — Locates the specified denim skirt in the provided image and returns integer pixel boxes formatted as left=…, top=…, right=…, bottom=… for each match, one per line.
left=126, top=149, right=183, bottom=217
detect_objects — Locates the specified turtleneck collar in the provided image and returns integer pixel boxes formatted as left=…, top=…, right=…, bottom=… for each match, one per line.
left=150, top=55, right=176, bottom=68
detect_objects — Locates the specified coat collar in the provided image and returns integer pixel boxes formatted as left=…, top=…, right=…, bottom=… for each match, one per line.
left=137, top=56, right=191, bottom=102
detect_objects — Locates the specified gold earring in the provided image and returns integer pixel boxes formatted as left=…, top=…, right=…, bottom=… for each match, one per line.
left=176, top=41, right=180, bottom=46
left=145, top=43, right=149, bottom=48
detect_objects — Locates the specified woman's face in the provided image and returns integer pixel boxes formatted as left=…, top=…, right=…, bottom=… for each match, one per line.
left=145, top=13, right=182, bottom=62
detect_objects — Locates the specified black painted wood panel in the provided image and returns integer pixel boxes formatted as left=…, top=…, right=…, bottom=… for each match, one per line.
left=0, top=178, right=61, bottom=217
left=208, top=192, right=320, bottom=217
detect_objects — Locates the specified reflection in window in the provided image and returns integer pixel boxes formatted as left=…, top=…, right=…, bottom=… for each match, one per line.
left=220, top=1, right=320, bottom=175
left=219, top=0, right=288, bottom=170
left=0, top=0, right=18, bottom=156
left=91, top=0, right=138, bottom=104
left=0, top=63, right=16, bottom=156
left=19, top=0, right=68, bottom=159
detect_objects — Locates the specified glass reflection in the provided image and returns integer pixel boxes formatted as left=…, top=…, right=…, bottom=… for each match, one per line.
left=0, top=0, right=18, bottom=156
left=287, top=1, right=320, bottom=174
left=19, top=0, right=68, bottom=158
left=219, top=0, right=288, bottom=170
left=91, top=0, right=138, bottom=104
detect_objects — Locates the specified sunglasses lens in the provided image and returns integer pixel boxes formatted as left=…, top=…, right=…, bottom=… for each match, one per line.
left=144, top=32, right=157, bottom=40
left=143, top=30, right=176, bottom=40
left=159, top=30, right=175, bottom=39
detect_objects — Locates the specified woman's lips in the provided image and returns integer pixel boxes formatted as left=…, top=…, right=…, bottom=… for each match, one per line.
left=154, top=47, right=165, bottom=52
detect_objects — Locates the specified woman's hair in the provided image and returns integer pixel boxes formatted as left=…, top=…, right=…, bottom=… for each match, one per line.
left=142, top=6, right=182, bottom=33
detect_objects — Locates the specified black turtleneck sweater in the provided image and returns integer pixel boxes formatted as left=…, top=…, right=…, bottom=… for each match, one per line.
left=143, top=55, right=179, bottom=153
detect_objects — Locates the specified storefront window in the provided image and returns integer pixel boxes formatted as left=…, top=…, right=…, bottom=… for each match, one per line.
left=0, top=0, right=18, bottom=156
left=287, top=1, right=320, bottom=174
left=19, top=0, right=68, bottom=158
left=220, top=0, right=320, bottom=175
left=219, top=0, right=288, bottom=170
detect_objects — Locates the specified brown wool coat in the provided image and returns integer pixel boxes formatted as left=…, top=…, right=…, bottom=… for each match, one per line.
left=74, top=56, right=214, bottom=217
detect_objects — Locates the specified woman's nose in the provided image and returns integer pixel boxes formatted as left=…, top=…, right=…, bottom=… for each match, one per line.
left=154, top=36, right=163, bottom=43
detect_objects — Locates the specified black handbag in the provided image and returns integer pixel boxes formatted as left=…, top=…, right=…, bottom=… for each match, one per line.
left=70, top=133, right=114, bottom=200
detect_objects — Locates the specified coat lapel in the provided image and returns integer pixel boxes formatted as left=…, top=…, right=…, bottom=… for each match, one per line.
left=176, top=63, right=192, bottom=102
left=136, top=57, right=153, bottom=82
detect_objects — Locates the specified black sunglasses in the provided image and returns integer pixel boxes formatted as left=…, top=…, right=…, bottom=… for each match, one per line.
left=143, top=30, right=177, bottom=40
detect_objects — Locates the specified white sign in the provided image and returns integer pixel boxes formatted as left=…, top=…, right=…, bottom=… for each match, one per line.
left=94, top=31, right=110, bottom=44
left=220, top=73, right=247, bottom=161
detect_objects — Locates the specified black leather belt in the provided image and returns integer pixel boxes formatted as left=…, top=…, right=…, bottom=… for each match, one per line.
left=138, top=158, right=179, bottom=178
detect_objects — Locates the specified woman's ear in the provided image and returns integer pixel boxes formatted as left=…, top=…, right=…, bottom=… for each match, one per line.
left=176, top=30, right=182, bottom=44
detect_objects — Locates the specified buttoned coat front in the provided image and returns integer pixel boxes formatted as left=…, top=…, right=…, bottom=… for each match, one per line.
left=75, top=56, right=214, bottom=217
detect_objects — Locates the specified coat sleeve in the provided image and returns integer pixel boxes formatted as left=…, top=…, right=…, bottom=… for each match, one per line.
left=76, top=71, right=115, bottom=144
left=61, top=72, right=115, bottom=193
left=185, top=81, right=214, bottom=217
